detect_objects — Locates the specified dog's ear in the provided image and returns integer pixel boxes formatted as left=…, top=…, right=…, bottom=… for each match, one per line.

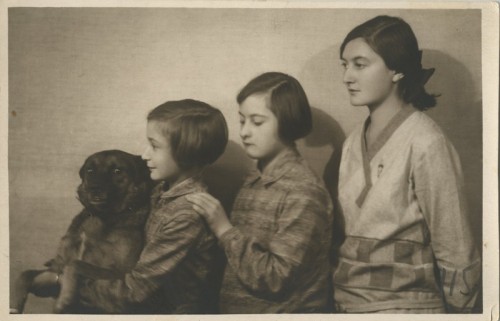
left=79, top=157, right=89, bottom=179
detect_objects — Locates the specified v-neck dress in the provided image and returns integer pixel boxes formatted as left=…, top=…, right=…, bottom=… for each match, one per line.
left=333, top=107, right=480, bottom=313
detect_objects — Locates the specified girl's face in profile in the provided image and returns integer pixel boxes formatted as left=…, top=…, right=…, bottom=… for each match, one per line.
left=142, top=120, right=181, bottom=183
left=238, top=93, right=287, bottom=165
left=341, top=37, right=398, bottom=108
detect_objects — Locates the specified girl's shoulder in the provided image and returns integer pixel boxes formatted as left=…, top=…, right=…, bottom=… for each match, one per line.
left=278, top=157, right=328, bottom=195
left=407, top=111, right=452, bottom=150
left=151, top=194, right=204, bottom=229
left=151, top=180, right=208, bottom=224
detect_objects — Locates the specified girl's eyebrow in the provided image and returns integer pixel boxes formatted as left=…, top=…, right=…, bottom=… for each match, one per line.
left=147, top=137, right=160, bottom=144
left=250, top=114, right=268, bottom=119
left=344, top=55, right=369, bottom=62
left=354, top=56, right=369, bottom=61
left=239, top=112, right=269, bottom=118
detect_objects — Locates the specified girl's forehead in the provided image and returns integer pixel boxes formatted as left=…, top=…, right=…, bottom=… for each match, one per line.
left=342, top=37, right=378, bottom=60
left=147, top=121, right=170, bottom=138
left=147, top=120, right=163, bottom=131
left=238, top=93, right=273, bottom=116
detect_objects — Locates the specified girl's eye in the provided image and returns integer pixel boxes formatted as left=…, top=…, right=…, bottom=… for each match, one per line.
left=355, top=63, right=366, bottom=69
left=340, top=62, right=347, bottom=69
left=250, top=119, right=263, bottom=126
left=250, top=117, right=265, bottom=126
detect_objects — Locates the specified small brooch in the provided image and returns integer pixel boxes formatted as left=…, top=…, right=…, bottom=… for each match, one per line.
left=377, top=164, right=384, bottom=177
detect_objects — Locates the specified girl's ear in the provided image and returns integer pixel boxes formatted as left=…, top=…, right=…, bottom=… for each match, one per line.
left=392, top=73, right=405, bottom=83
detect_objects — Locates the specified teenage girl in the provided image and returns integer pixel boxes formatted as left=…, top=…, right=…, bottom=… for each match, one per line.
left=333, top=15, right=480, bottom=313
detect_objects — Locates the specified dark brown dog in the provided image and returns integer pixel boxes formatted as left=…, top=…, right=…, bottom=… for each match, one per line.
left=10, top=150, right=153, bottom=313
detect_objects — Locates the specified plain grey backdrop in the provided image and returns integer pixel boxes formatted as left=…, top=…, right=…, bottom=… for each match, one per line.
left=8, top=8, right=482, bottom=313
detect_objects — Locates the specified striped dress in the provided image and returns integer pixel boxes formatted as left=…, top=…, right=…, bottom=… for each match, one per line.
left=78, top=177, right=216, bottom=313
left=218, top=147, right=334, bottom=313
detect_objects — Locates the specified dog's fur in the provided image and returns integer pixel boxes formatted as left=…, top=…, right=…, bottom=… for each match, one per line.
left=10, top=150, right=153, bottom=313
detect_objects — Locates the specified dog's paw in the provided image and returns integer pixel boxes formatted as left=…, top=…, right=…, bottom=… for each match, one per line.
left=53, top=266, right=78, bottom=313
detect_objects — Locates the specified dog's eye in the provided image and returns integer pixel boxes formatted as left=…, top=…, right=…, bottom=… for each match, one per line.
left=114, top=169, right=122, bottom=174
left=87, top=169, right=94, bottom=173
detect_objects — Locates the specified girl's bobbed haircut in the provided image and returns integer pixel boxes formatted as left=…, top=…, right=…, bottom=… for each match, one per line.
left=340, top=15, right=438, bottom=110
left=237, top=72, right=312, bottom=143
left=147, top=99, right=228, bottom=170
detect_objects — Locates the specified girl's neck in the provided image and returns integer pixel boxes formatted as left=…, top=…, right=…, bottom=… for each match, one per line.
left=166, top=167, right=202, bottom=189
left=366, top=96, right=407, bottom=146
left=257, top=144, right=295, bottom=173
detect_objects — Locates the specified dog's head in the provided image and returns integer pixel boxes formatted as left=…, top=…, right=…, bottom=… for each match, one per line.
left=77, top=150, right=153, bottom=214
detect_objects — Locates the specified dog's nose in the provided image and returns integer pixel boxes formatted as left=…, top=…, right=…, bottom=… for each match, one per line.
left=86, top=183, right=106, bottom=194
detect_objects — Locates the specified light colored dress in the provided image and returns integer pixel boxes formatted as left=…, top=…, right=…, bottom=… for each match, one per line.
left=333, top=106, right=480, bottom=313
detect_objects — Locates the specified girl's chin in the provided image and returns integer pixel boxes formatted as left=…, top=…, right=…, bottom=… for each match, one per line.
left=349, top=99, right=368, bottom=107
left=149, top=172, right=163, bottom=181
left=244, top=151, right=260, bottom=160
left=244, top=150, right=267, bottom=162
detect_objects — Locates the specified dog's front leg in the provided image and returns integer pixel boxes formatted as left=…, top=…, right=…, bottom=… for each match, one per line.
left=54, top=230, right=90, bottom=314
left=53, top=264, right=79, bottom=313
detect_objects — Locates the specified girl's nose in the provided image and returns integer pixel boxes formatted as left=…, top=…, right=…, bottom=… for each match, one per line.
left=343, top=66, right=355, bottom=84
left=141, top=147, right=151, bottom=161
left=239, top=122, right=250, bottom=139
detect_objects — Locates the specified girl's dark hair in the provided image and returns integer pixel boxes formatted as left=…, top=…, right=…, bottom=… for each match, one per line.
left=147, top=99, right=228, bottom=170
left=340, top=15, right=437, bottom=110
left=237, top=72, right=312, bottom=143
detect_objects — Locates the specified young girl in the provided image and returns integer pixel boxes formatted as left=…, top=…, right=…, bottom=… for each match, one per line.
left=187, top=72, right=334, bottom=313
left=333, top=15, right=481, bottom=313
left=28, top=99, right=228, bottom=313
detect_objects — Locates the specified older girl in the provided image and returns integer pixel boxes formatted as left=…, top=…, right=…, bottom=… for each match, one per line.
left=187, top=72, right=333, bottom=313
left=333, top=15, right=480, bottom=313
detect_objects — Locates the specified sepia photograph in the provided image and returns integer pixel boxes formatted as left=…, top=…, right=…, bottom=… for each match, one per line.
left=1, top=0, right=498, bottom=320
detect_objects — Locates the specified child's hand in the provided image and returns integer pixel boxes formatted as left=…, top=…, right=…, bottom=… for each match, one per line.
left=186, top=193, right=233, bottom=238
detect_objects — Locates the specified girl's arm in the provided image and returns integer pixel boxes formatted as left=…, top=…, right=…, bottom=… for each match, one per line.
left=189, top=187, right=333, bottom=297
left=413, top=135, right=481, bottom=313
left=76, top=209, right=206, bottom=313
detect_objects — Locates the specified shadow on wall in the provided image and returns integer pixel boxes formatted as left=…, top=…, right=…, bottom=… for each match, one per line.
left=203, top=140, right=252, bottom=213
left=423, top=49, right=483, bottom=250
left=304, top=107, right=346, bottom=198
left=299, top=42, right=348, bottom=269
left=303, top=107, right=347, bottom=268
left=201, top=140, right=252, bottom=313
